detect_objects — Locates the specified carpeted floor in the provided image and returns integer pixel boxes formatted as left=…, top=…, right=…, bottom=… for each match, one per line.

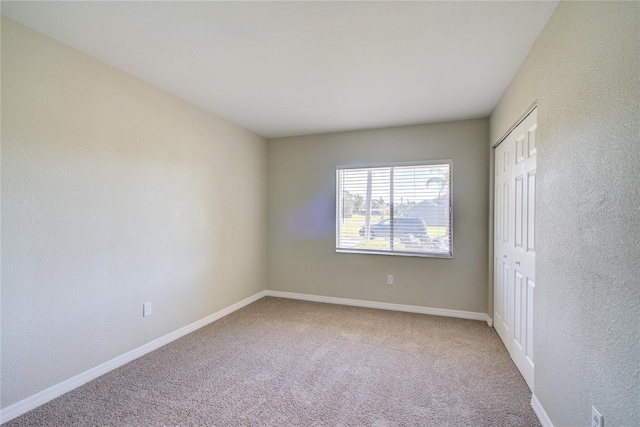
left=4, top=297, right=540, bottom=426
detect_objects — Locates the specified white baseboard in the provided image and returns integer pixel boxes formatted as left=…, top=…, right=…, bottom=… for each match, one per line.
left=531, top=394, right=553, bottom=427
left=0, top=290, right=267, bottom=424
left=486, top=317, right=493, bottom=327
left=265, top=290, right=490, bottom=323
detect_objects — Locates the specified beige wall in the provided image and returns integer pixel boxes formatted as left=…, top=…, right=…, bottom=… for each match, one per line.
left=1, top=18, right=267, bottom=408
left=267, top=119, right=489, bottom=313
left=490, top=2, right=639, bottom=425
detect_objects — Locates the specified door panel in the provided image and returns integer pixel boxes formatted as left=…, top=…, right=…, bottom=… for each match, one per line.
left=494, top=257, right=508, bottom=339
left=503, top=182, right=509, bottom=243
left=494, top=108, right=537, bottom=391
left=527, top=171, right=536, bottom=253
left=503, top=260, right=511, bottom=336
left=515, top=175, right=524, bottom=249
left=495, top=184, right=502, bottom=240
left=493, top=138, right=511, bottom=346
left=516, top=134, right=526, bottom=164
left=527, top=278, right=535, bottom=361
left=513, top=270, right=524, bottom=347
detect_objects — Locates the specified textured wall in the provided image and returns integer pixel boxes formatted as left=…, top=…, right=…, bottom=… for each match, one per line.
left=267, top=119, right=489, bottom=313
left=490, top=2, right=639, bottom=426
left=1, top=18, right=267, bottom=408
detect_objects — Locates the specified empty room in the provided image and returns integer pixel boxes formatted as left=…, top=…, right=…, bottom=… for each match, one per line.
left=1, top=1, right=638, bottom=426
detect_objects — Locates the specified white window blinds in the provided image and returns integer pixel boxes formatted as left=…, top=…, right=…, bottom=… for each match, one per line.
left=336, top=161, right=452, bottom=257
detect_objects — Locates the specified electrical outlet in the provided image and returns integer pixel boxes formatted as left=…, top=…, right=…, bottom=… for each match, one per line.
left=143, top=302, right=152, bottom=317
left=591, top=406, right=603, bottom=427
left=387, top=275, right=393, bottom=285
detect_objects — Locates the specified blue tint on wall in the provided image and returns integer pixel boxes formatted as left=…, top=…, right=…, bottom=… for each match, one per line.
left=284, top=191, right=335, bottom=240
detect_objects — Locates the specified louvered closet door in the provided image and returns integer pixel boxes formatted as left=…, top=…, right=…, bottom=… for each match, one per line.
left=494, top=108, right=537, bottom=391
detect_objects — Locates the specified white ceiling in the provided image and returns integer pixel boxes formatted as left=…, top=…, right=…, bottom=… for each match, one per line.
left=2, top=1, right=557, bottom=139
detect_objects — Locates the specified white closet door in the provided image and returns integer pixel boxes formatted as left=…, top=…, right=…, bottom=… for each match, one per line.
left=494, top=129, right=512, bottom=347
left=494, top=108, right=537, bottom=391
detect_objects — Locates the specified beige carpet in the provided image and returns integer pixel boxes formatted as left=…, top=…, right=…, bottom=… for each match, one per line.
left=5, top=297, right=540, bottom=426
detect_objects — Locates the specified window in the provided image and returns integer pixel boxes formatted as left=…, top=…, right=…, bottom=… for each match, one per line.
left=336, top=160, right=452, bottom=257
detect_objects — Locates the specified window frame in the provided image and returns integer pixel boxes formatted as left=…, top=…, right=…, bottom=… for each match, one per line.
left=335, top=159, right=453, bottom=258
